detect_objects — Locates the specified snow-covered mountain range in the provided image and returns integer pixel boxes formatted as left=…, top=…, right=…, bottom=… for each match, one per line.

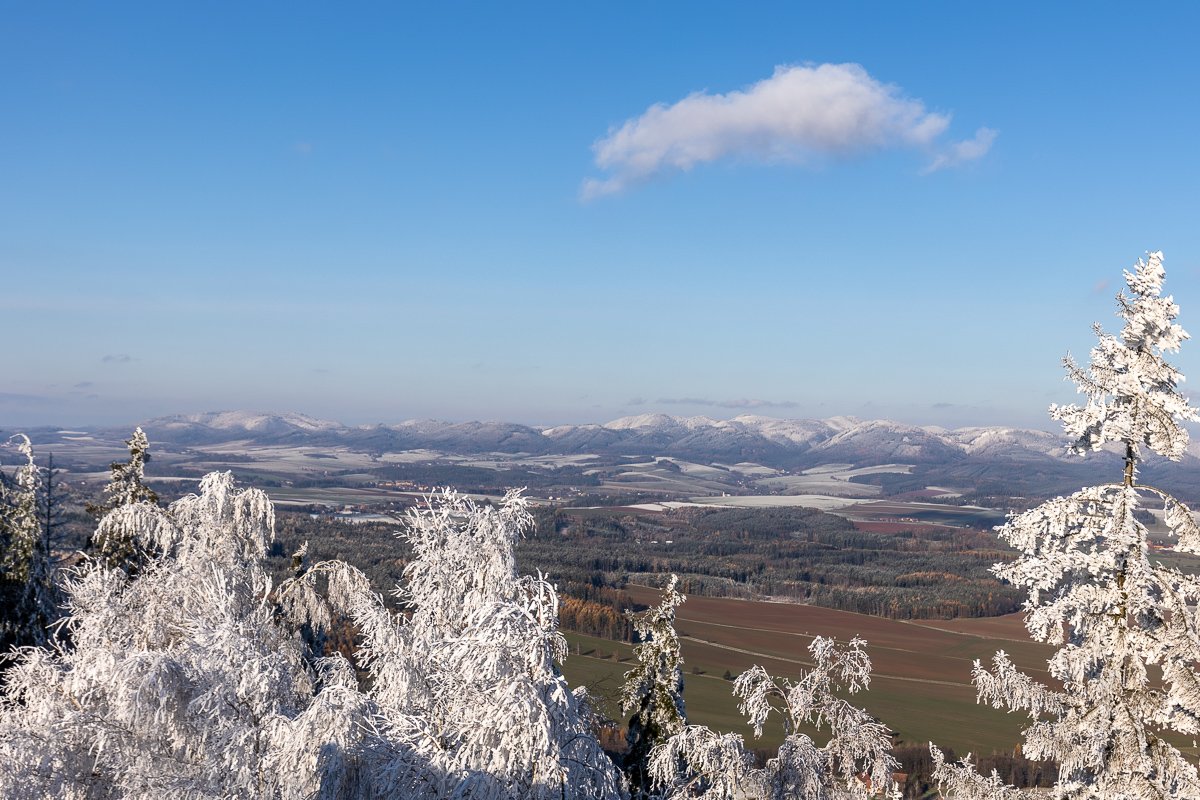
left=134, top=410, right=1115, bottom=468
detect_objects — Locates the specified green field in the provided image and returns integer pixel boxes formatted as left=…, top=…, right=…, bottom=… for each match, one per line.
left=561, top=632, right=787, bottom=747
left=560, top=586, right=1053, bottom=757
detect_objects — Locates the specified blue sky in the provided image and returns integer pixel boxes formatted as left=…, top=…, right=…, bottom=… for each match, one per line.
left=4, top=3, right=1200, bottom=430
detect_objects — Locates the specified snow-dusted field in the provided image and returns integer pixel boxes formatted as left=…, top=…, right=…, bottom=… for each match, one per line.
left=686, top=494, right=870, bottom=510
left=751, top=463, right=913, bottom=498
left=375, top=449, right=451, bottom=463
left=714, top=462, right=781, bottom=477
left=625, top=501, right=725, bottom=512
left=192, top=444, right=382, bottom=471
left=753, top=475, right=881, bottom=497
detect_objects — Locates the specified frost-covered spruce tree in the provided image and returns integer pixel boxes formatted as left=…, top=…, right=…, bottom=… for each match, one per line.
left=0, top=435, right=56, bottom=652
left=281, top=488, right=627, bottom=799
left=88, top=427, right=162, bottom=572
left=934, top=251, right=1200, bottom=800
left=621, top=574, right=688, bottom=797
left=651, top=636, right=898, bottom=800
left=0, top=471, right=374, bottom=799
left=89, top=426, right=159, bottom=514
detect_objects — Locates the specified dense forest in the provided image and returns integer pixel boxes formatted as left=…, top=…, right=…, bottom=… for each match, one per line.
left=522, top=505, right=1021, bottom=619
left=258, top=502, right=1023, bottom=633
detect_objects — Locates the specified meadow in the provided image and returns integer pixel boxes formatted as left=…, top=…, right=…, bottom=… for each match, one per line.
left=561, top=585, right=1052, bottom=756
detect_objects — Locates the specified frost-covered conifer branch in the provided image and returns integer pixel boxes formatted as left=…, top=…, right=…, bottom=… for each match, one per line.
left=88, top=428, right=159, bottom=516
left=972, top=652, right=1065, bottom=718
left=937, top=251, right=1200, bottom=799
left=621, top=574, right=688, bottom=797
left=1050, top=252, right=1199, bottom=465
left=0, top=436, right=40, bottom=583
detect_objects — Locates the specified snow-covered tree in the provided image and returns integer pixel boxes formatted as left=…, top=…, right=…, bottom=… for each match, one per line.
left=88, top=426, right=159, bottom=515
left=0, top=437, right=42, bottom=586
left=280, top=488, right=628, bottom=799
left=88, top=427, right=161, bottom=572
left=376, top=488, right=624, bottom=798
left=92, top=427, right=159, bottom=511
left=934, top=251, right=1200, bottom=799
left=0, top=434, right=56, bottom=653
left=622, top=574, right=688, bottom=796
left=2, top=474, right=626, bottom=799
left=650, top=636, right=898, bottom=800
left=0, top=471, right=375, bottom=799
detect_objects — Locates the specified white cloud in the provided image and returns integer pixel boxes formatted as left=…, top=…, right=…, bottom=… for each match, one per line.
left=922, top=126, right=997, bottom=174
left=582, top=62, right=994, bottom=198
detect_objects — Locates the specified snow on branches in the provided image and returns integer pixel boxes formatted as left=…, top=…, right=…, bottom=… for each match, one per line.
left=89, top=427, right=159, bottom=515
left=622, top=574, right=688, bottom=796
left=651, top=636, right=898, bottom=800
left=1, top=478, right=627, bottom=799
left=0, top=435, right=40, bottom=584
left=935, top=251, right=1200, bottom=800
left=0, top=470, right=359, bottom=799
left=278, top=487, right=627, bottom=799
left=374, top=488, right=624, bottom=799
left=1051, top=251, right=1199, bottom=472
left=0, top=434, right=55, bottom=651
left=88, top=427, right=163, bottom=573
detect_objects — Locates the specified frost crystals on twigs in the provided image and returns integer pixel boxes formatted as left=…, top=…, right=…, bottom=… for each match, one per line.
left=935, top=251, right=1200, bottom=800
left=652, top=635, right=898, bottom=800
left=1051, top=251, right=1199, bottom=480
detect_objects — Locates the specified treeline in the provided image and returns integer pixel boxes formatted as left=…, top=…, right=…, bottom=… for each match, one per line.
left=520, top=506, right=1022, bottom=619
left=270, top=512, right=410, bottom=602
left=892, top=744, right=1055, bottom=798
left=558, top=582, right=635, bottom=641
left=268, top=513, right=640, bottom=640
left=32, top=485, right=1023, bottom=624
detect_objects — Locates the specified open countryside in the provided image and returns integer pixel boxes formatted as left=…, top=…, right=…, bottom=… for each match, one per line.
left=560, top=584, right=1051, bottom=756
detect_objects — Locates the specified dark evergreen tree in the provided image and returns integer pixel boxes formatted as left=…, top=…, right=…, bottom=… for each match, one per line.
left=0, top=436, right=55, bottom=654
left=40, top=452, right=67, bottom=567
left=621, top=575, right=688, bottom=797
